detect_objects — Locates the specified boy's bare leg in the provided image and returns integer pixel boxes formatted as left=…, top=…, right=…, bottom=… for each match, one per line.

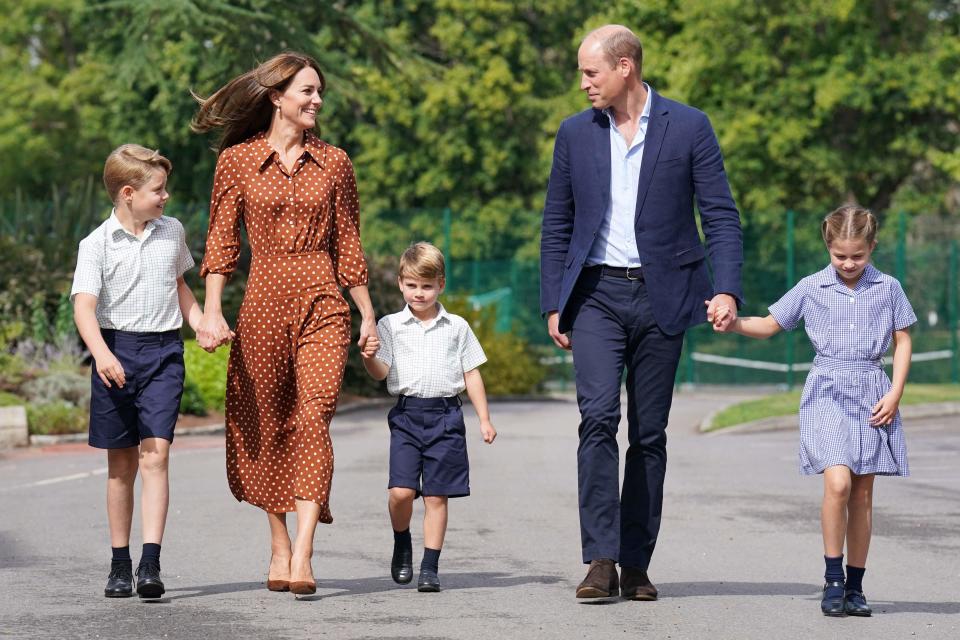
left=389, top=487, right=416, bottom=531
left=846, top=473, right=875, bottom=567
left=266, top=512, right=292, bottom=584
left=106, top=447, right=139, bottom=547
left=290, top=499, right=320, bottom=591
left=422, top=496, right=448, bottom=550
left=138, top=437, right=170, bottom=545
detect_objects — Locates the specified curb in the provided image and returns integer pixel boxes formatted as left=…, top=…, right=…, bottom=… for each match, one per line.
left=702, top=401, right=960, bottom=436
left=22, top=394, right=575, bottom=447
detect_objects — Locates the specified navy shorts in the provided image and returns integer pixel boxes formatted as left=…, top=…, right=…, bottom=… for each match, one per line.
left=88, top=329, right=185, bottom=449
left=388, top=395, right=470, bottom=498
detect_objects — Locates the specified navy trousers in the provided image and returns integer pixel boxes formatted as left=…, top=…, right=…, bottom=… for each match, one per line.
left=568, top=268, right=684, bottom=568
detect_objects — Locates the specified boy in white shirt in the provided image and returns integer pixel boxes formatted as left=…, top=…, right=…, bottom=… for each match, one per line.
left=71, top=144, right=203, bottom=599
left=362, top=242, right=496, bottom=592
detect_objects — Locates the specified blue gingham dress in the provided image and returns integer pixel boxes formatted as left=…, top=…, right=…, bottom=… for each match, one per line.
left=769, top=264, right=916, bottom=476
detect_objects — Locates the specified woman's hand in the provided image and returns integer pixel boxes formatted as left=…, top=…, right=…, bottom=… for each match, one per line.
left=357, top=316, right=377, bottom=355
left=197, top=311, right=234, bottom=352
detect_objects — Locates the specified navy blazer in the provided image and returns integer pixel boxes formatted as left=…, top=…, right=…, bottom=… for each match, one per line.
left=540, top=90, right=743, bottom=335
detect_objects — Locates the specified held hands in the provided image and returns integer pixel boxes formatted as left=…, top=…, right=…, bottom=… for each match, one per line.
left=358, top=316, right=379, bottom=359
left=870, top=391, right=901, bottom=427
left=479, top=419, right=497, bottom=444
left=704, top=294, right=737, bottom=332
left=95, top=351, right=126, bottom=388
left=197, top=311, right=235, bottom=353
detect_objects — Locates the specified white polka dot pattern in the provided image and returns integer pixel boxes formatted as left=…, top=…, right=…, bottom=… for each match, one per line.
left=200, top=131, right=369, bottom=519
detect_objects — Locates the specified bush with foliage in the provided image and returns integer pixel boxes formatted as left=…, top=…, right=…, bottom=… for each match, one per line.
left=183, top=339, right=229, bottom=413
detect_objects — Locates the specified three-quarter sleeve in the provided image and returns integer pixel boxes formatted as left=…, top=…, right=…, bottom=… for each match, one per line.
left=330, top=150, right=369, bottom=288
left=199, top=147, right=244, bottom=278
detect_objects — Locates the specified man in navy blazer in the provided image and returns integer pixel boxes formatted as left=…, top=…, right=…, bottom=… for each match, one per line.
left=540, top=25, right=743, bottom=601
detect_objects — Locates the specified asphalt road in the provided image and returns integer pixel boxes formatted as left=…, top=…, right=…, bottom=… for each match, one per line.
left=1, top=390, right=957, bottom=640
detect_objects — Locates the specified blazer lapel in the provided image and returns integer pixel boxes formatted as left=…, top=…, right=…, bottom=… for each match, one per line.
left=634, top=90, right=669, bottom=221
left=591, top=109, right=611, bottom=216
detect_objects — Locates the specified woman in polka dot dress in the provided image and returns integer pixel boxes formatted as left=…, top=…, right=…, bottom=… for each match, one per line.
left=192, top=52, right=378, bottom=595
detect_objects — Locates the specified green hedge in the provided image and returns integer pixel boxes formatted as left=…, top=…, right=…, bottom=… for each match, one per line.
left=182, top=339, right=229, bottom=414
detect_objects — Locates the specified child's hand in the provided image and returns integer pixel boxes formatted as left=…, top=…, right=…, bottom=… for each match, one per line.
left=870, top=391, right=901, bottom=427
left=360, top=334, right=380, bottom=359
left=95, top=352, right=126, bottom=388
left=479, top=420, right=497, bottom=444
left=705, top=301, right=732, bottom=332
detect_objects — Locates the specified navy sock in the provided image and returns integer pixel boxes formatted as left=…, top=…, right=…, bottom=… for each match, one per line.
left=824, top=555, right=844, bottom=584
left=140, top=543, right=161, bottom=566
left=846, top=565, right=866, bottom=592
left=111, top=546, right=131, bottom=563
left=393, top=528, right=412, bottom=549
left=421, top=547, right=441, bottom=574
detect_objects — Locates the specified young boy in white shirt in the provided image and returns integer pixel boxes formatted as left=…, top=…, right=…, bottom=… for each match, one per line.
left=362, top=242, right=496, bottom=592
left=71, top=144, right=203, bottom=599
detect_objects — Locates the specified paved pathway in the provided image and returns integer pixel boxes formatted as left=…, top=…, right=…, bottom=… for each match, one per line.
left=1, top=390, right=957, bottom=639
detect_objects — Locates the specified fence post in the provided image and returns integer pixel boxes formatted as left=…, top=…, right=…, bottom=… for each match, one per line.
left=786, top=210, right=795, bottom=390
left=443, top=207, right=452, bottom=288
left=951, top=240, right=959, bottom=384
left=896, top=211, right=907, bottom=284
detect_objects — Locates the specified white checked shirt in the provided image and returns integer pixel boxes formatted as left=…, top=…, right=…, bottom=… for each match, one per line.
left=375, top=304, right=487, bottom=398
left=70, top=211, right=195, bottom=332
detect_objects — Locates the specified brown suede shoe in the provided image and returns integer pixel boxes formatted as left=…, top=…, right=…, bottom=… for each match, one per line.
left=576, top=559, right=620, bottom=599
left=620, top=567, right=658, bottom=601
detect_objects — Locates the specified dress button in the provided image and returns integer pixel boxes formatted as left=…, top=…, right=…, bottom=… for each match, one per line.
left=849, top=297, right=854, bottom=303
left=849, top=324, right=855, bottom=329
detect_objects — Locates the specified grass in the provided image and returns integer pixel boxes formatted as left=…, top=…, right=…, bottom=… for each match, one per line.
left=707, top=384, right=960, bottom=431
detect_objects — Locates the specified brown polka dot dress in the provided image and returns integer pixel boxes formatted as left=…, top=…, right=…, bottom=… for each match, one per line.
left=200, top=131, right=368, bottom=521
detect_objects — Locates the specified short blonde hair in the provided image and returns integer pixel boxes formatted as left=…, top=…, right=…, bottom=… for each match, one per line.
left=103, top=144, right=172, bottom=202
left=399, top=242, right=445, bottom=281
left=821, top=205, right=878, bottom=247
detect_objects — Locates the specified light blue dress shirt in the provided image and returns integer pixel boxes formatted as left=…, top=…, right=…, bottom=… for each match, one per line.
left=585, top=83, right=652, bottom=267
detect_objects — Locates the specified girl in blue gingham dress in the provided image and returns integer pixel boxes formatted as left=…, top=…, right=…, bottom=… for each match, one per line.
left=717, top=206, right=916, bottom=618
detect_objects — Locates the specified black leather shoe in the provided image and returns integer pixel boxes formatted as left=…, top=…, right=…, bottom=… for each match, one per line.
left=136, top=561, right=165, bottom=599
left=844, top=589, right=872, bottom=617
left=417, top=569, right=441, bottom=592
left=820, top=580, right=846, bottom=616
left=104, top=561, right=133, bottom=598
left=576, top=559, right=619, bottom=599
left=391, top=540, right=413, bottom=584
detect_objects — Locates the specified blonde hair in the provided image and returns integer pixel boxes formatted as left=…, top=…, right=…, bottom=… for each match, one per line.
left=399, top=242, right=445, bottom=281
left=821, top=205, right=879, bottom=247
left=585, top=25, right=643, bottom=75
left=191, top=51, right=325, bottom=153
left=102, top=144, right=172, bottom=203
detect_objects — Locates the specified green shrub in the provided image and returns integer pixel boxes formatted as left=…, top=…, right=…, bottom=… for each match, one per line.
left=0, top=352, right=27, bottom=389
left=179, top=376, right=208, bottom=416
left=0, top=391, right=25, bottom=406
left=444, top=298, right=546, bottom=396
left=21, top=370, right=90, bottom=406
left=183, top=339, right=229, bottom=412
left=27, top=402, right=88, bottom=435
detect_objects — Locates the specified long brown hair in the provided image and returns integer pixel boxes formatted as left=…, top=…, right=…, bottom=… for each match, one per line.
left=191, top=52, right=325, bottom=153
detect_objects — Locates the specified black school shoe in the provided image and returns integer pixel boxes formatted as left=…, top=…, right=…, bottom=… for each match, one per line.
left=391, top=540, right=414, bottom=584
left=844, top=589, right=872, bottom=617
left=820, top=580, right=846, bottom=616
left=104, top=561, right=134, bottom=598
left=417, top=569, right=441, bottom=592
left=135, top=561, right=165, bottom=599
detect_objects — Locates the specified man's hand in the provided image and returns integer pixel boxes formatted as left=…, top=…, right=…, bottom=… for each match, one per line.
left=546, top=311, right=571, bottom=350
left=705, top=294, right=737, bottom=332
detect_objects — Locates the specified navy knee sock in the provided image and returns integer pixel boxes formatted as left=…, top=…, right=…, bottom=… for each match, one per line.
left=824, top=555, right=844, bottom=584
left=421, top=547, right=441, bottom=574
left=140, top=543, right=161, bottom=566
left=846, top=565, right=866, bottom=592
